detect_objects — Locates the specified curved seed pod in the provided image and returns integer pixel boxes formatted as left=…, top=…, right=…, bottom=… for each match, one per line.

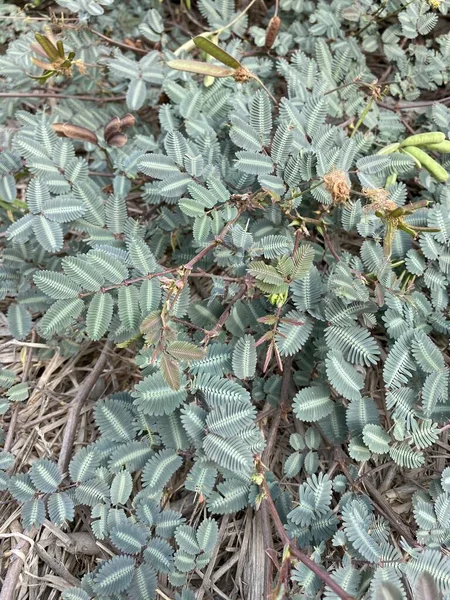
left=402, top=146, right=448, bottom=182
left=423, top=140, right=450, bottom=153
left=193, top=36, right=241, bottom=69
left=35, top=33, right=60, bottom=62
left=106, top=133, right=128, bottom=147
left=377, top=142, right=400, bottom=155
left=400, top=148, right=422, bottom=168
left=56, top=40, right=65, bottom=59
left=385, top=172, right=397, bottom=187
left=265, top=16, right=281, bottom=49
left=119, top=114, right=135, bottom=129
left=104, top=116, right=121, bottom=142
left=400, top=132, right=445, bottom=148
left=52, top=123, right=98, bottom=145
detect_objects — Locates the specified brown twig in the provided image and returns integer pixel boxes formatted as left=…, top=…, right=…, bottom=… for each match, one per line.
left=333, top=447, right=416, bottom=547
left=261, top=478, right=355, bottom=600
left=0, top=92, right=126, bottom=103
left=201, top=285, right=248, bottom=344
left=262, top=356, right=294, bottom=465
left=58, top=341, right=113, bottom=473
left=35, top=543, right=80, bottom=586
left=0, top=527, right=38, bottom=600
left=88, top=28, right=148, bottom=54
left=258, top=356, right=294, bottom=598
left=321, top=226, right=341, bottom=262
left=377, top=96, right=450, bottom=112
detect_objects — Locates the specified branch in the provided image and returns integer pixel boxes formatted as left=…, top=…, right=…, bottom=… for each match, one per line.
left=0, top=92, right=126, bottom=103
left=88, top=28, right=148, bottom=54
left=259, top=356, right=294, bottom=598
left=184, top=208, right=244, bottom=271
left=261, top=478, right=356, bottom=600
left=58, top=341, right=113, bottom=473
left=262, top=356, right=294, bottom=465
left=0, top=527, right=37, bottom=600
left=201, top=285, right=248, bottom=344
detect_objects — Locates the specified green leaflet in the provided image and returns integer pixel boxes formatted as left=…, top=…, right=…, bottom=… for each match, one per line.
left=293, top=385, right=333, bottom=422
left=93, top=555, right=135, bottom=595
left=325, top=349, right=364, bottom=401
left=47, top=492, right=75, bottom=527
left=232, top=334, right=257, bottom=379
left=86, top=292, right=114, bottom=340
left=29, top=458, right=62, bottom=493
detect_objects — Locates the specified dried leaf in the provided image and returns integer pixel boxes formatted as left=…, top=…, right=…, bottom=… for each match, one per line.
left=161, top=353, right=181, bottom=391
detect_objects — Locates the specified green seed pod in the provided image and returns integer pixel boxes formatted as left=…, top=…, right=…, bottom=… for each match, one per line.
left=377, top=143, right=400, bottom=155
left=400, top=148, right=422, bottom=169
left=56, top=40, right=65, bottom=59
left=423, top=140, right=450, bottom=154
left=35, top=33, right=60, bottom=62
left=385, top=172, right=397, bottom=188
left=193, top=36, right=241, bottom=69
left=402, top=146, right=449, bottom=183
left=400, top=132, right=445, bottom=148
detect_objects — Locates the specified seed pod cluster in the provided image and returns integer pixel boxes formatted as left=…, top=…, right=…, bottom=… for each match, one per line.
left=397, top=132, right=449, bottom=183
left=52, top=114, right=135, bottom=148
left=104, top=114, right=136, bottom=147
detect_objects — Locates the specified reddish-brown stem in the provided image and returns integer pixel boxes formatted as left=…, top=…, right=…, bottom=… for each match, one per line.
left=78, top=268, right=178, bottom=297
left=322, top=226, right=340, bottom=262
left=0, top=92, right=126, bottom=103
left=88, top=28, right=149, bottom=54
left=261, top=478, right=355, bottom=600
left=202, top=285, right=248, bottom=345
left=184, top=209, right=244, bottom=272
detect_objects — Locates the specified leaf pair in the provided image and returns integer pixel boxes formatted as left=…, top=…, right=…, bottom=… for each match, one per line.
left=167, top=36, right=246, bottom=80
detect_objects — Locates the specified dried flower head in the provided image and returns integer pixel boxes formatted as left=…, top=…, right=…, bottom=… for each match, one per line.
left=362, top=188, right=397, bottom=213
left=233, top=67, right=252, bottom=83
left=323, top=170, right=351, bottom=204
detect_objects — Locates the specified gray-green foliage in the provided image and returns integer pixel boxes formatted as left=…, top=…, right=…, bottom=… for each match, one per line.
left=2, top=0, right=450, bottom=597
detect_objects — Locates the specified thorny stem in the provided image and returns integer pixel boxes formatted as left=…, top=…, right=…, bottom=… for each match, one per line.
left=76, top=209, right=244, bottom=300
left=201, top=284, right=249, bottom=344
left=321, top=223, right=341, bottom=262
left=261, top=477, right=356, bottom=600
left=78, top=268, right=179, bottom=297
left=88, top=28, right=148, bottom=54
left=377, top=96, right=450, bottom=111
